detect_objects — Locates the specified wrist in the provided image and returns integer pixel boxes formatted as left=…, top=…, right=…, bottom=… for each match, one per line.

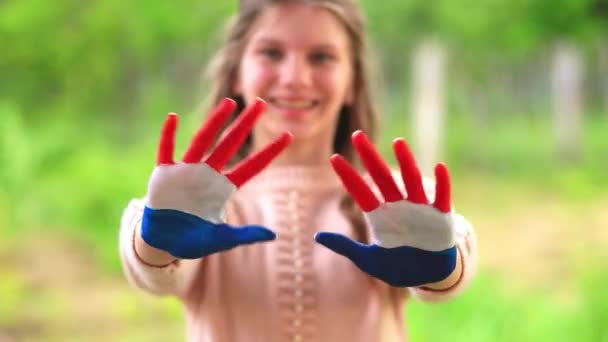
left=418, top=247, right=463, bottom=291
left=134, top=222, right=179, bottom=267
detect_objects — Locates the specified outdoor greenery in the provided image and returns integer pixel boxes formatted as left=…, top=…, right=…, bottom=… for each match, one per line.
left=1, top=0, right=607, bottom=340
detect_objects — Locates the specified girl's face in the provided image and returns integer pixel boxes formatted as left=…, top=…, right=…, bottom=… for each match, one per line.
left=236, top=2, right=354, bottom=148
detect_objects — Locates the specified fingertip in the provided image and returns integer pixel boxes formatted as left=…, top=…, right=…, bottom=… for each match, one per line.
left=434, top=162, right=449, bottom=177
left=329, top=154, right=348, bottom=171
left=282, top=131, right=294, bottom=144
left=314, top=231, right=338, bottom=240
left=254, top=97, right=266, bottom=109
left=351, top=130, right=366, bottom=141
left=313, top=232, right=361, bottom=259
left=352, top=131, right=375, bottom=152
left=245, top=98, right=265, bottom=116
left=433, top=162, right=452, bottom=213
left=223, top=97, right=236, bottom=105
left=273, top=132, right=293, bottom=150
left=218, top=98, right=237, bottom=112
left=329, top=153, right=344, bottom=163
left=227, top=98, right=237, bottom=110
left=164, top=113, right=178, bottom=126
left=392, top=137, right=408, bottom=148
left=157, top=113, right=179, bottom=165
left=163, top=113, right=178, bottom=130
left=392, top=139, right=404, bottom=154
left=434, top=163, right=451, bottom=187
left=250, top=227, right=277, bottom=242
left=263, top=229, right=277, bottom=241
left=272, top=132, right=293, bottom=148
left=314, top=232, right=330, bottom=245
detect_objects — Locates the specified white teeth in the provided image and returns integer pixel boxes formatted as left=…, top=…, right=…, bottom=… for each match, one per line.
left=273, top=100, right=314, bottom=109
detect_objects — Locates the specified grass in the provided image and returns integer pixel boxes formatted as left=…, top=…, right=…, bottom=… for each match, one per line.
left=1, top=234, right=605, bottom=341
left=408, top=267, right=608, bottom=342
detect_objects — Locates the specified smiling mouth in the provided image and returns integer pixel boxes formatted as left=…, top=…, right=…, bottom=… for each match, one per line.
left=269, top=98, right=319, bottom=111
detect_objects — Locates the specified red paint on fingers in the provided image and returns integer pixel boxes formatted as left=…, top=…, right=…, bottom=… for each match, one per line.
left=157, top=113, right=178, bottom=165
left=205, top=99, right=265, bottom=171
left=182, top=98, right=236, bottom=163
left=352, top=131, right=403, bottom=203
left=433, top=163, right=451, bottom=213
left=330, top=154, right=379, bottom=212
left=393, top=138, right=429, bottom=205
left=226, top=132, right=293, bottom=187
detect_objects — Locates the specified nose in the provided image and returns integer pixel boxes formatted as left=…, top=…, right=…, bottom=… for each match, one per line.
left=279, top=55, right=312, bottom=90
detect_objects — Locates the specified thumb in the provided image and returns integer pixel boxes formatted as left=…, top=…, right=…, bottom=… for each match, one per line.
left=314, top=232, right=371, bottom=268
left=217, top=224, right=277, bottom=246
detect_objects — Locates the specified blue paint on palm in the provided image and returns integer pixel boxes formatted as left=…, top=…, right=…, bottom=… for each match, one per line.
left=315, top=232, right=456, bottom=287
left=142, top=206, right=276, bottom=259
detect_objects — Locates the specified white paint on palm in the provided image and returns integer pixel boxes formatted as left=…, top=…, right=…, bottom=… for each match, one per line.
left=365, top=200, right=455, bottom=251
left=146, top=163, right=236, bottom=223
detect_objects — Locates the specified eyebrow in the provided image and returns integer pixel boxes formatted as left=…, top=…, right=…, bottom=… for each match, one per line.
left=252, top=37, right=342, bottom=51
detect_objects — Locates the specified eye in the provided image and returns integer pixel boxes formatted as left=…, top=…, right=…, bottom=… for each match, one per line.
left=310, top=51, right=334, bottom=65
left=259, top=47, right=282, bottom=61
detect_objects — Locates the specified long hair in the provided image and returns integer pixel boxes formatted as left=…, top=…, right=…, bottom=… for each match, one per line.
left=204, top=0, right=380, bottom=242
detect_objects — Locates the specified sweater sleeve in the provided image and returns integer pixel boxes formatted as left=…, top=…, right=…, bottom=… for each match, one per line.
left=118, top=198, right=202, bottom=299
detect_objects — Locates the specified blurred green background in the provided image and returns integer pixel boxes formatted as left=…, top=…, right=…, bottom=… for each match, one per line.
left=1, top=0, right=607, bottom=341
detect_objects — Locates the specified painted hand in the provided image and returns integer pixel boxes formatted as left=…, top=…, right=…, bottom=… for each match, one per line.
left=142, top=98, right=292, bottom=259
left=315, top=131, right=456, bottom=287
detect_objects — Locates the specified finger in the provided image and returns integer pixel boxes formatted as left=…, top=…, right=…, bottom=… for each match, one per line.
left=314, top=232, right=371, bottom=268
left=205, top=98, right=265, bottom=171
left=330, top=154, right=379, bottom=212
left=226, top=132, right=293, bottom=187
left=433, top=163, right=451, bottom=213
left=157, top=113, right=178, bottom=165
left=217, top=224, right=277, bottom=245
left=352, top=131, right=403, bottom=203
left=393, top=138, right=429, bottom=205
left=182, top=98, right=237, bottom=163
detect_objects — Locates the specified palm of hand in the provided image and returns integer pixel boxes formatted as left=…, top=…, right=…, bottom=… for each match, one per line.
left=142, top=98, right=292, bottom=259
left=315, top=131, right=457, bottom=287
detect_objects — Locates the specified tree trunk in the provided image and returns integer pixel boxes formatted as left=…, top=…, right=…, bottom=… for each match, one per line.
left=598, top=37, right=608, bottom=115
left=411, top=39, right=446, bottom=175
left=551, top=42, right=583, bottom=163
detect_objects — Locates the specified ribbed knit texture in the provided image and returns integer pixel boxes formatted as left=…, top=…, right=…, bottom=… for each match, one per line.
left=119, top=165, right=478, bottom=342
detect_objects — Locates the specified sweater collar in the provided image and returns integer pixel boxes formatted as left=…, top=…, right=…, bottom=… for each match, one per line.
left=240, top=164, right=341, bottom=192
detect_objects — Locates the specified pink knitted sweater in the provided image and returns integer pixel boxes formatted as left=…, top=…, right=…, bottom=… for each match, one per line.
left=119, top=165, right=478, bottom=342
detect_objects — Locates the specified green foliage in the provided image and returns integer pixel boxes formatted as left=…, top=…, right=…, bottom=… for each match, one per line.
left=1, top=0, right=236, bottom=123
left=377, top=108, right=608, bottom=201
left=407, top=266, right=608, bottom=341
left=1, top=2, right=607, bottom=339
left=2, top=0, right=605, bottom=120
left=360, top=0, right=606, bottom=84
